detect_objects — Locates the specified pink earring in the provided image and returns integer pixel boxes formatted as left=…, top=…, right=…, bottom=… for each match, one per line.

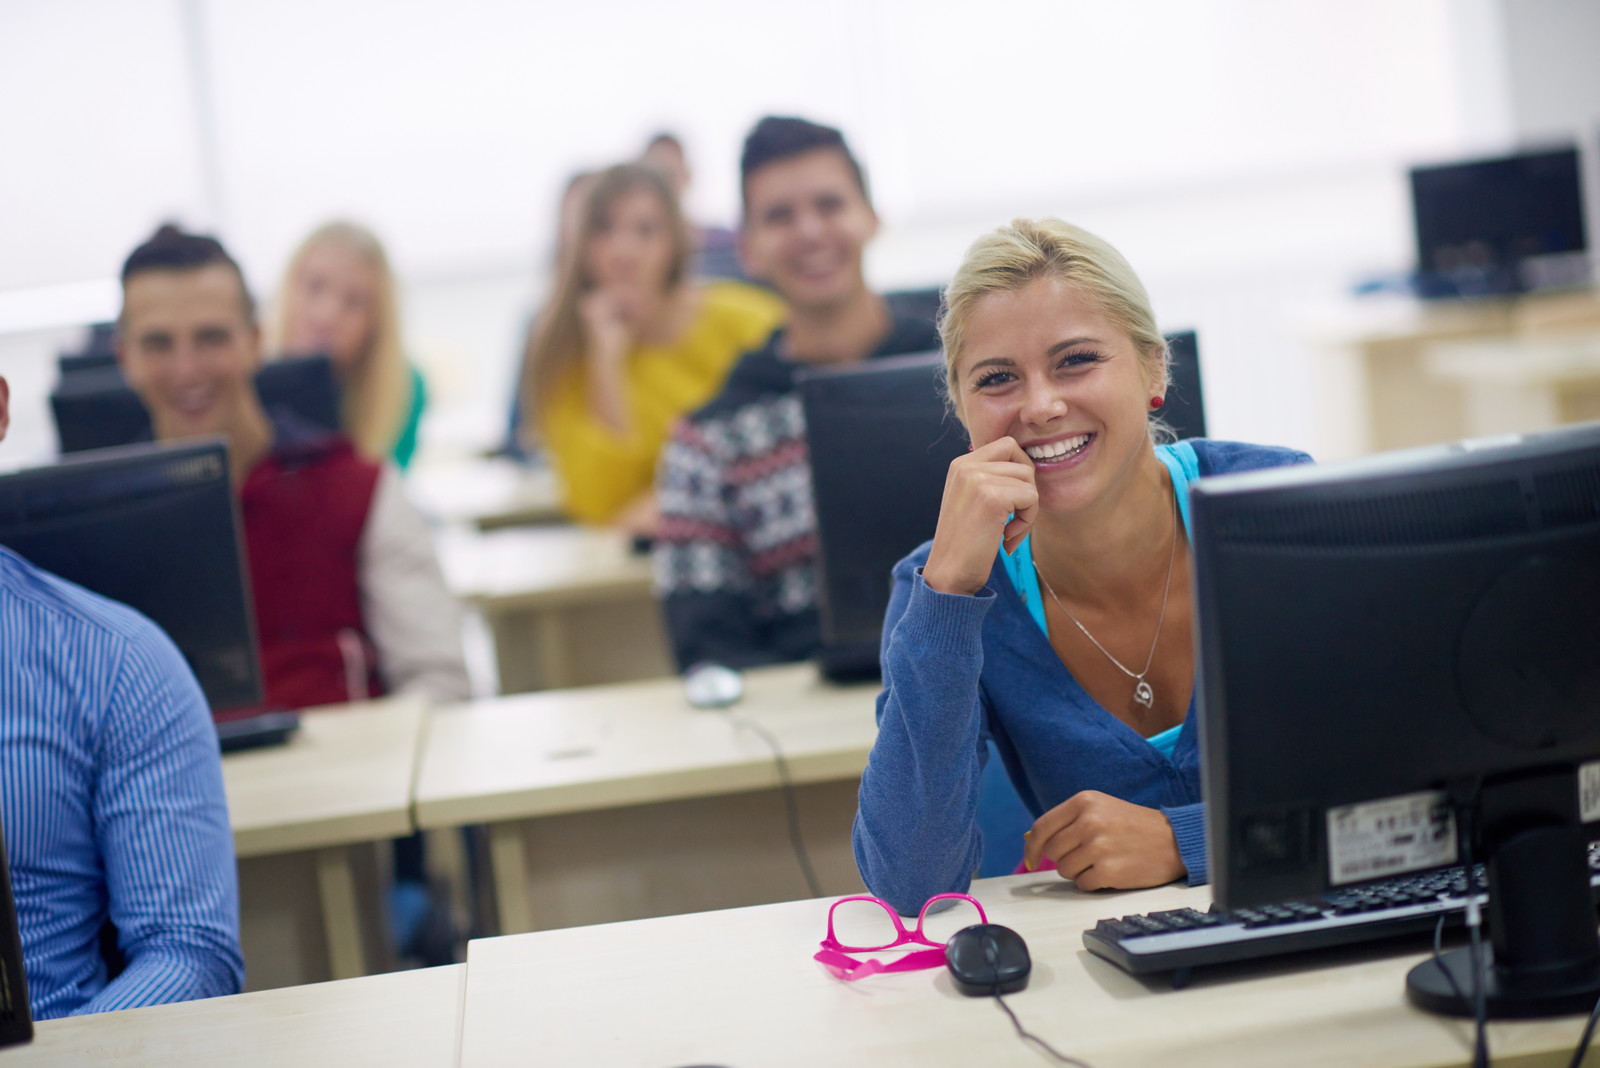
left=1150, top=397, right=1165, bottom=410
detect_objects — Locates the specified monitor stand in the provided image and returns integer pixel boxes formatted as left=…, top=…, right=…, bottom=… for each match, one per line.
left=1406, top=770, right=1600, bottom=1019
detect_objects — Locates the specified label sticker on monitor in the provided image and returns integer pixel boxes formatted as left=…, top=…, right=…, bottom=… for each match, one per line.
left=1327, top=791, right=1457, bottom=885
left=1580, top=762, right=1600, bottom=824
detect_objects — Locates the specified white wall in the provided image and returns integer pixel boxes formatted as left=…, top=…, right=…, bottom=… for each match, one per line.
left=0, top=0, right=1582, bottom=468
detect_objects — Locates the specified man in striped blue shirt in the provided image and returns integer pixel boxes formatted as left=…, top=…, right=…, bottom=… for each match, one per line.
left=0, top=376, right=244, bottom=1018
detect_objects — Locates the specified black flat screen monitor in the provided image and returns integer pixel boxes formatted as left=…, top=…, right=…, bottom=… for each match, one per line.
left=51, top=354, right=342, bottom=455
left=799, top=351, right=966, bottom=681
left=1410, top=145, right=1589, bottom=299
left=1160, top=330, right=1206, bottom=441
left=1192, top=420, right=1600, bottom=1017
left=0, top=439, right=262, bottom=713
left=57, top=352, right=118, bottom=377
left=0, top=809, right=31, bottom=1048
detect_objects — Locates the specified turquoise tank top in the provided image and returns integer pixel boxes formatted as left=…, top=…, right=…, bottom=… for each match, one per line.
left=999, top=441, right=1200, bottom=758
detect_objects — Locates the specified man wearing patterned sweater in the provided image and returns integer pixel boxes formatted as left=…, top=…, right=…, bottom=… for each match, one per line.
left=654, top=116, right=940, bottom=669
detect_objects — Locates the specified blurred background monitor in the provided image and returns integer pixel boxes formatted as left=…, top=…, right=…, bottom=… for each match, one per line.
left=50, top=354, right=343, bottom=455
left=1160, top=329, right=1207, bottom=441
left=56, top=352, right=119, bottom=378
left=0, top=439, right=263, bottom=713
left=1410, top=144, right=1589, bottom=299
left=0, top=809, right=30, bottom=1049
left=1192, top=420, right=1600, bottom=1017
left=884, top=286, right=943, bottom=332
left=800, top=351, right=963, bottom=682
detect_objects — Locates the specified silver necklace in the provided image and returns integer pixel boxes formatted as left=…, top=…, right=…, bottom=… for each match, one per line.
left=1033, top=497, right=1179, bottom=711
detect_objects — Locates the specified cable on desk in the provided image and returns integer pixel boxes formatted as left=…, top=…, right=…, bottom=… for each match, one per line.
left=725, top=713, right=823, bottom=899
left=992, top=992, right=1094, bottom=1067
left=1567, top=993, right=1600, bottom=1068
left=1433, top=790, right=1488, bottom=1068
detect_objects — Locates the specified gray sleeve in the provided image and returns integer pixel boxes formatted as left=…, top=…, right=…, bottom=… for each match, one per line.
left=357, top=465, right=473, bottom=703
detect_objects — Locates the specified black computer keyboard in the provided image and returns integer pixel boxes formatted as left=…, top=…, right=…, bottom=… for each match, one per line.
left=1083, top=844, right=1600, bottom=987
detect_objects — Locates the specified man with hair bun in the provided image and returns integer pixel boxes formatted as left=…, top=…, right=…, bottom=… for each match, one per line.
left=653, top=115, right=940, bottom=671
left=115, top=223, right=469, bottom=712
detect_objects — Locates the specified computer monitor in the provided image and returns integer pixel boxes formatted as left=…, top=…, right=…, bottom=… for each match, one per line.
left=1192, top=420, right=1600, bottom=1017
left=0, top=439, right=263, bottom=713
left=0, top=808, right=31, bottom=1048
left=799, top=351, right=966, bottom=681
left=56, top=352, right=119, bottom=378
left=1160, top=330, right=1207, bottom=441
left=50, top=354, right=343, bottom=455
left=1410, top=145, right=1589, bottom=299
left=884, top=286, right=943, bottom=332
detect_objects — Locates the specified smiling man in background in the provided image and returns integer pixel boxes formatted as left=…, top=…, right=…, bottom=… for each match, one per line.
left=653, top=116, right=940, bottom=671
left=115, top=224, right=469, bottom=712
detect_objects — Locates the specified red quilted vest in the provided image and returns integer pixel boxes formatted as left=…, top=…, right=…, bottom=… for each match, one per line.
left=240, top=434, right=384, bottom=710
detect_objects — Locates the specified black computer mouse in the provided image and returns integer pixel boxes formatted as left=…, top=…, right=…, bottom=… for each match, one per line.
left=944, top=923, right=1031, bottom=996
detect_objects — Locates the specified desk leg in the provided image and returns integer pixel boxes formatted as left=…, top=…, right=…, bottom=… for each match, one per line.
left=315, top=846, right=366, bottom=980
left=533, top=612, right=571, bottom=691
left=488, top=823, right=533, bottom=935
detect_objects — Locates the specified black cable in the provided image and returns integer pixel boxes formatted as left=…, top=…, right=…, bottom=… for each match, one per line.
left=992, top=992, right=1094, bottom=1067
left=1431, top=913, right=1473, bottom=1010
left=1565, top=991, right=1600, bottom=1068
left=1455, top=796, right=1490, bottom=1068
left=726, top=714, right=823, bottom=899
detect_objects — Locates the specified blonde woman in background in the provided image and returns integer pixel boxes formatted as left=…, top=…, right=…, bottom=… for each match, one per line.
left=519, top=163, right=782, bottom=533
left=275, top=221, right=427, bottom=469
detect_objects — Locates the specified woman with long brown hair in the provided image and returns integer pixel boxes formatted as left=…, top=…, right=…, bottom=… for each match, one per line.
left=519, top=163, right=781, bottom=530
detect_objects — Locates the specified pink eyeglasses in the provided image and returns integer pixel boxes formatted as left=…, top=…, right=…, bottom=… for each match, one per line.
left=814, top=893, right=989, bottom=981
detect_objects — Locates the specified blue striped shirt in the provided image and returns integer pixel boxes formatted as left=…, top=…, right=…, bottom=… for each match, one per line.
left=0, top=545, right=243, bottom=1019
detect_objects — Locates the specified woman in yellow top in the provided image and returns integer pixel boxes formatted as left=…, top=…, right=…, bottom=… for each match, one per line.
left=520, top=163, right=783, bottom=530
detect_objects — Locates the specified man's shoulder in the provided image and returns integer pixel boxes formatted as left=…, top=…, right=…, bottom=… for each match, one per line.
left=1190, top=439, right=1315, bottom=475
left=685, top=329, right=794, bottom=426
left=255, top=416, right=383, bottom=487
left=870, top=312, right=942, bottom=360
left=0, top=546, right=165, bottom=655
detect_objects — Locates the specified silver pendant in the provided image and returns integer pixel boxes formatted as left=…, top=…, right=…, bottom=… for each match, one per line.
left=1134, top=679, right=1155, bottom=709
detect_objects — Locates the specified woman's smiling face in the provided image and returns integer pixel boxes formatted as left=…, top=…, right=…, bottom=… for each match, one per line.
left=953, top=275, right=1162, bottom=516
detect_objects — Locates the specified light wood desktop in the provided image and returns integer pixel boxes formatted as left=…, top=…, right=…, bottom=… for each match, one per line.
left=1424, top=331, right=1600, bottom=437
left=414, top=662, right=879, bottom=935
left=437, top=523, right=673, bottom=693
left=1329, top=287, right=1600, bottom=455
left=223, top=696, right=427, bottom=990
left=407, top=455, right=565, bottom=530
left=9, top=964, right=463, bottom=1068
left=457, top=872, right=1600, bottom=1068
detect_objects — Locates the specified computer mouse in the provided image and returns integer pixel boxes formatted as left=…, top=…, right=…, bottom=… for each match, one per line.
left=944, top=923, right=1031, bottom=996
left=683, top=662, right=743, bottom=709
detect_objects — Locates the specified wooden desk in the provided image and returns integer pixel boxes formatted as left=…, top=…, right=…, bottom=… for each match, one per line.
left=1328, top=288, right=1600, bottom=456
left=223, top=698, right=426, bottom=989
left=437, top=524, right=672, bottom=692
left=1424, top=332, right=1600, bottom=437
left=11, top=964, right=463, bottom=1067
left=407, top=456, right=564, bottom=530
left=414, top=663, right=879, bottom=934
left=457, top=873, right=1599, bottom=1068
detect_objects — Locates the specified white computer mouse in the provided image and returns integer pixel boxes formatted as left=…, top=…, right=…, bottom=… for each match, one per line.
left=683, top=662, right=744, bottom=710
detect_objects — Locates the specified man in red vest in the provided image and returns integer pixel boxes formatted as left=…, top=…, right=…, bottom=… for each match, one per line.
left=115, top=224, right=470, bottom=712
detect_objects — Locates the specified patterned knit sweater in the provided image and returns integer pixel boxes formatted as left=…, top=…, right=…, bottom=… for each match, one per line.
left=653, top=315, right=940, bottom=670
